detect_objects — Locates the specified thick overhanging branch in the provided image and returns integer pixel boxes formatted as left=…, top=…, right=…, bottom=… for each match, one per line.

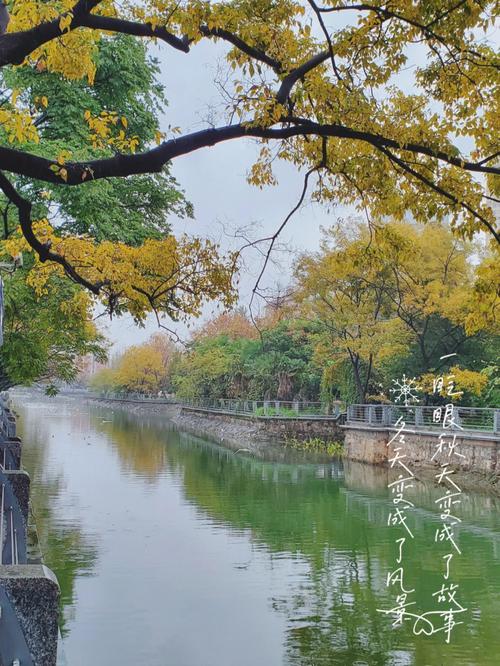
left=276, top=51, right=330, bottom=104
left=0, top=120, right=497, bottom=188
left=0, top=1, right=497, bottom=252
left=81, top=14, right=190, bottom=52
left=0, top=2, right=279, bottom=70
left=198, top=26, right=282, bottom=71
left=0, top=0, right=103, bottom=66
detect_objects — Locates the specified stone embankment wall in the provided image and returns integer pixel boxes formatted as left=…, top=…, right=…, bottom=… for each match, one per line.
left=86, top=396, right=180, bottom=418
left=344, top=425, right=500, bottom=492
left=172, top=407, right=344, bottom=455
left=85, top=398, right=344, bottom=453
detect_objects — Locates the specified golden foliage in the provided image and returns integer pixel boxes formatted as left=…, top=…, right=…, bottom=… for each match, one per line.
left=114, top=345, right=165, bottom=394
left=3, top=0, right=498, bottom=239
left=2, top=221, right=237, bottom=322
left=295, top=219, right=493, bottom=368
left=419, top=367, right=489, bottom=398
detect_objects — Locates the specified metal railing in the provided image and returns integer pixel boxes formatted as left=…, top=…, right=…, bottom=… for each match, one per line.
left=181, top=397, right=344, bottom=419
left=91, top=391, right=175, bottom=404
left=88, top=391, right=345, bottom=418
left=0, top=469, right=27, bottom=566
left=0, top=441, right=18, bottom=471
left=347, top=404, right=500, bottom=434
left=0, top=398, right=33, bottom=666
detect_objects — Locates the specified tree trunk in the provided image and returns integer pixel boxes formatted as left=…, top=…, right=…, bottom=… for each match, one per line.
left=349, top=353, right=366, bottom=403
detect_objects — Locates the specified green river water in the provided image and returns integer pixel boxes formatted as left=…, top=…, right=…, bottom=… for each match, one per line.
left=14, top=395, right=500, bottom=666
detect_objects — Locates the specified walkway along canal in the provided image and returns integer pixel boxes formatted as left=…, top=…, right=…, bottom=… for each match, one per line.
left=11, top=392, right=500, bottom=666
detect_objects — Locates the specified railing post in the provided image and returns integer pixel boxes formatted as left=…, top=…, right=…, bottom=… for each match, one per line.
left=368, top=405, right=374, bottom=425
left=381, top=405, right=389, bottom=426
left=494, top=410, right=500, bottom=434
left=415, top=406, right=424, bottom=427
left=293, top=401, right=300, bottom=415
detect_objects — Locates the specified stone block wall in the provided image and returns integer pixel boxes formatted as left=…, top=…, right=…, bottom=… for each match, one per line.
left=344, top=425, right=500, bottom=475
left=0, top=566, right=60, bottom=666
left=173, top=407, right=344, bottom=456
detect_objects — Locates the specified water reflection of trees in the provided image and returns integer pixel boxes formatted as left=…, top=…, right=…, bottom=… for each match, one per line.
left=172, top=432, right=500, bottom=665
left=66, top=409, right=500, bottom=664
left=90, top=409, right=170, bottom=482
left=15, top=402, right=98, bottom=635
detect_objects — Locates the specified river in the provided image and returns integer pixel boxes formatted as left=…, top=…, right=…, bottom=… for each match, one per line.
left=13, top=394, right=500, bottom=666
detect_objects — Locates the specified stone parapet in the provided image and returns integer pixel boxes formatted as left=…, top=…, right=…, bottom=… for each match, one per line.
left=0, top=565, right=60, bottom=666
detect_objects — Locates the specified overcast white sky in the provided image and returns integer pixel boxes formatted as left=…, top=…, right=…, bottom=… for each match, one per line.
left=103, top=38, right=350, bottom=352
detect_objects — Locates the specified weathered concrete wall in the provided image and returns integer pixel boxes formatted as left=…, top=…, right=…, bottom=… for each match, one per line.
left=0, top=565, right=60, bottom=666
left=344, top=425, right=500, bottom=475
left=343, top=428, right=388, bottom=465
left=173, top=407, right=344, bottom=455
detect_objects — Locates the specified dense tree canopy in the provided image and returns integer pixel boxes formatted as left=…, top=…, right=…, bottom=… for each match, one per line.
left=0, top=264, right=106, bottom=390
left=89, top=332, right=175, bottom=394
left=0, top=26, right=233, bottom=387
left=2, top=32, right=192, bottom=245
left=0, top=0, right=497, bottom=316
left=295, top=220, right=498, bottom=401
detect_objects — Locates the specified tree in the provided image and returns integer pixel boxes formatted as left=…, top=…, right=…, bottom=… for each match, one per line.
left=193, top=308, right=258, bottom=341
left=114, top=344, right=165, bottom=394
left=294, top=220, right=497, bottom=402
left=171, top=334, right=246, bottom=399
left=0, top=31, right=197, bottom=388
left=245, top=319, right=322, bottom=400
left=0, top=7, right=237, bottom=323
left=0, top=0, right=497, bottom=318
left=0, top=264, right=106, bottom=390
left=147, top=332, right=177, bottom=391
left=171, top=316, right=322, bottom=400
left=295, top=222, right=409, bottom=401
left=2, top=32, right=192, bottom=245
left=89, top=332, right=179, bottom=395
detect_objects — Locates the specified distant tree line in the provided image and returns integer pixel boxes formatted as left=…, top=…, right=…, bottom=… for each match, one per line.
left=89, top=220, right=499, bottom=407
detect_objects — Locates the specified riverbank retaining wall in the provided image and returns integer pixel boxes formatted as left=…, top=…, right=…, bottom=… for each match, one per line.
left=87, top=397, right=500, bottom=488
left=344, top=424, right=500, bottom=476
left=173, top=406, right=345, bottom=454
